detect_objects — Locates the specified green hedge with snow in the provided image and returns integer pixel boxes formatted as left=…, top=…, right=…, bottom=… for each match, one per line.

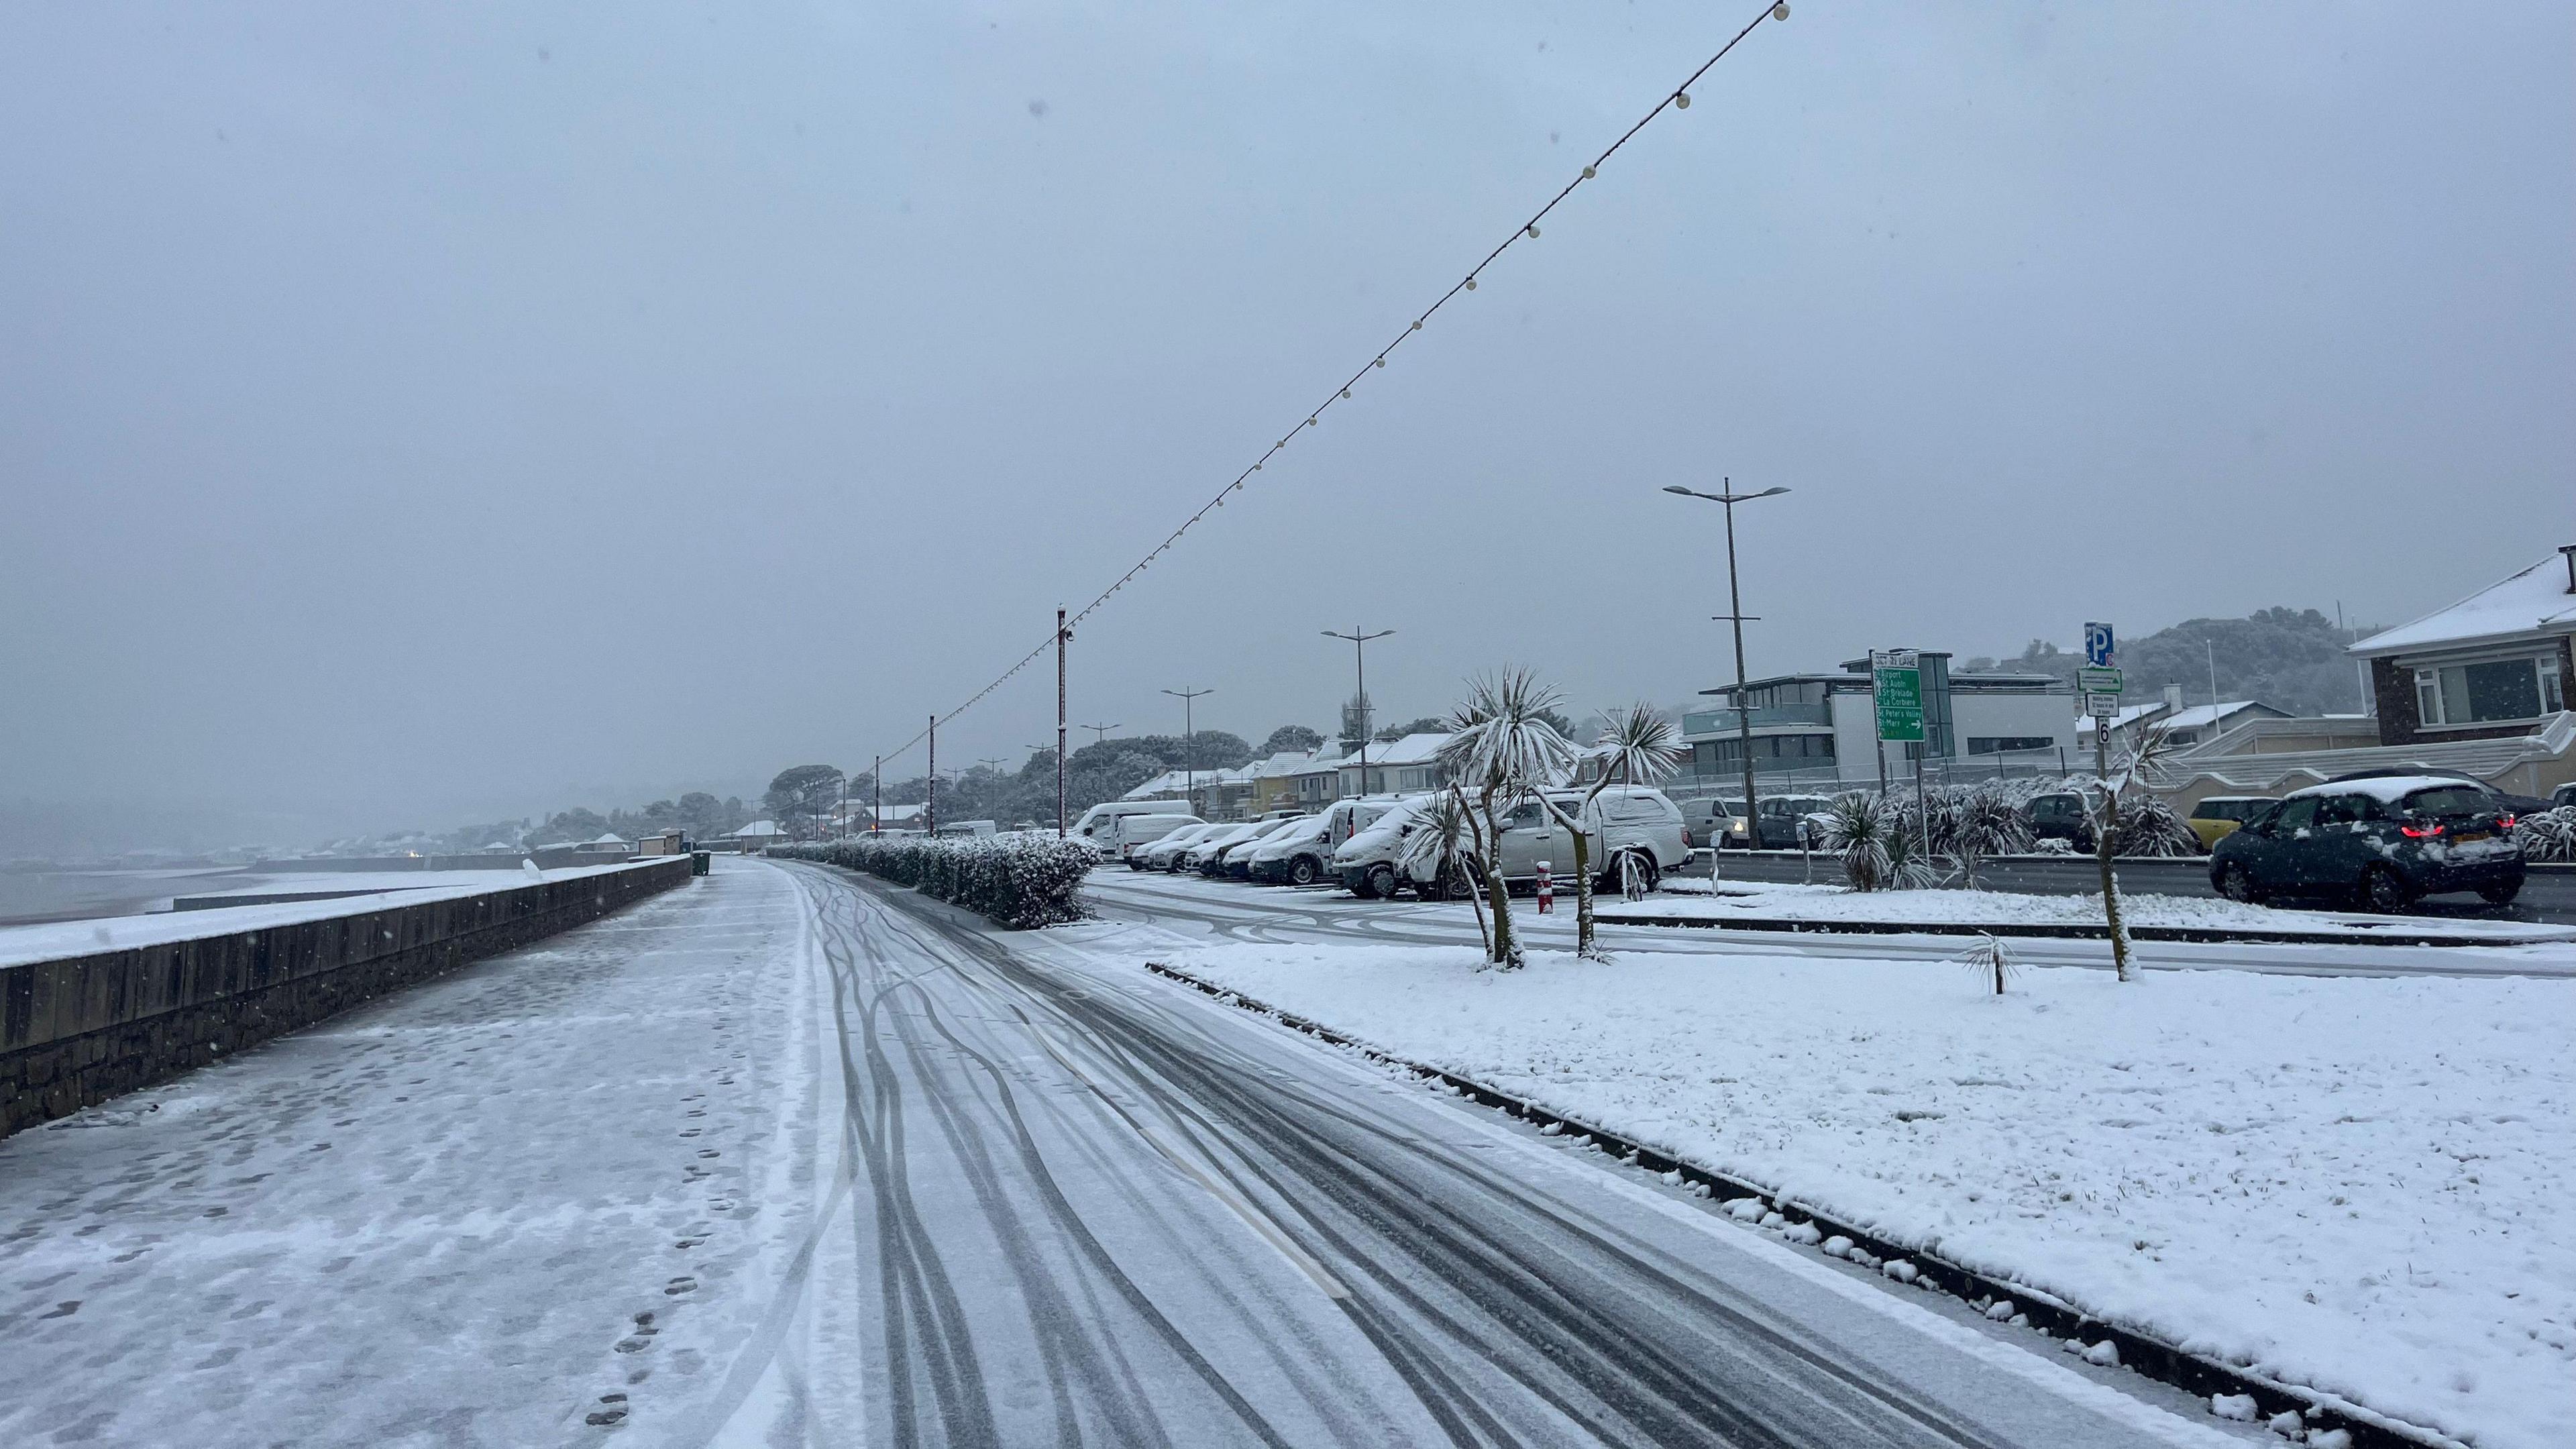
left=773, top=835, right=1095, bottom=928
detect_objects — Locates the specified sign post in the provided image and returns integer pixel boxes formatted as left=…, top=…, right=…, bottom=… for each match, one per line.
left=1535, top=859, right=1554, bottom=914
left=2082, top=621, right=2133, bottom=982
left=1874, top=649, right=1929, bottom=857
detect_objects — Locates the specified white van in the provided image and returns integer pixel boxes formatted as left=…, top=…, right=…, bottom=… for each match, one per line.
left=1246, top=798, right=1399, bottom=885
left=934, top=819, right=998, bottom=839
left=1111, top=812, right=1204, bottom=861
left=1070, top=799, right=1193, bottom=850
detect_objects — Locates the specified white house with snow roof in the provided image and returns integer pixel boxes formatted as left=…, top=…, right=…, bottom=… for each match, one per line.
left=2349, top=546, right=2575, bottom=747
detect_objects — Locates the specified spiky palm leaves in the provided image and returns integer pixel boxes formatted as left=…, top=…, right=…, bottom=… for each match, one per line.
left=1545, top=703, right=1688, bottom=960
left=1439, top=669, right=1576, bottom=969
left=2512, top=806, right=2576, bottom=863
left=1817, top=792, right=1900, bottom=892
left=1941, top=785, right=2034, bottom=888
left=1397, top=789, right=1489, bottom=953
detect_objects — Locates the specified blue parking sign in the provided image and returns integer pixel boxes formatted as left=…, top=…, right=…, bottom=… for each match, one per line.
left=2084, top=621, right=2116, bottom=668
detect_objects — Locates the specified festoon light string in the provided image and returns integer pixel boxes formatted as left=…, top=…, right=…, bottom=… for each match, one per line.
left=867, top=1, right=1792, bottom=773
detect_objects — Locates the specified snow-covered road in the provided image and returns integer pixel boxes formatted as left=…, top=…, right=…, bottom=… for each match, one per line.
left=1, top=857, right=2259, bottom=1447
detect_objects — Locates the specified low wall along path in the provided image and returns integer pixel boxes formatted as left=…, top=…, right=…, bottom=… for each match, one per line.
left=0, top=857, right=692, bottom=1138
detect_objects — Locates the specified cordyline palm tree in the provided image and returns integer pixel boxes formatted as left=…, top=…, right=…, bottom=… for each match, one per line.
left=1945, top=783, right=2034, bottom=890
left=2080, top=720, right=2184, bottom=983
left=1438, top=669, right=1576, bottom=970
left=1399, top=786, right=1489, bottom=955
left=1539, top=703, right=1686, bottom=960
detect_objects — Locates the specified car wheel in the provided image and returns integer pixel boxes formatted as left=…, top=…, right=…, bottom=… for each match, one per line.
left=2361, top=864, right=2416, bottom=914
left=2477, top=879, right=2522, bottom=906
left=1600, top=851, right=1659, bottom=894
left=2216, top=862, right=2264, bottom=905
left=1358, top=863, right=1394, bottom=900
left=1289, top=856, right=1320, bottom=887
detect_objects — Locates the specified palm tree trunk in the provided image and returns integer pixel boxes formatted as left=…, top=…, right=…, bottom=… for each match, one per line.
left=1477, top=789, right=1519, bottom=968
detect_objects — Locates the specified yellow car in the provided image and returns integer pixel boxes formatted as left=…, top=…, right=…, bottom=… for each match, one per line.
left=2187, top=795, right=2280, bottom=851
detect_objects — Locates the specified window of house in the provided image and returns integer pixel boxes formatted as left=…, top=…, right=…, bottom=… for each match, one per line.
left=2415, top=656, right=2557, bottom=725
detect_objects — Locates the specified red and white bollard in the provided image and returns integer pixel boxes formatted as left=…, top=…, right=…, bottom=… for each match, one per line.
left=1535, top=859, right=1554, bottom=914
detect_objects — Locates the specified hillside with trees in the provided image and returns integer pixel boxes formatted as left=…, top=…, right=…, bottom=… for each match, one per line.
left=1964, top=608, right=2373, bottom=716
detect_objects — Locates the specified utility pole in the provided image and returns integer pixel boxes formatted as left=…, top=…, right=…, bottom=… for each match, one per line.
left=2206, top=638, right=2219, bottom=716
left=1322, top=627, right=1394, bottom=798
left=1056, top=608, right=1070, bottom=838
left=926, top=714, right=937, bottom=834
left=1664, top=481, right=1790, bottom=849
left=873, top=755, right=881, bottom=833
left=1162, top=687, right=1214, bottom=815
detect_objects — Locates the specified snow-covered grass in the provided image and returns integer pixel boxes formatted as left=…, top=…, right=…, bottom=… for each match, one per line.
left=1157, top=939, right=2576, bottom=1449
left=1617, top=880, right=2575, bottom=941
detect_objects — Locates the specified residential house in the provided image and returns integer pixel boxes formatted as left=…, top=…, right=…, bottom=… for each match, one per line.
left=2349, top=546, right=2575, bottom=746
left=1336, top=732, right=1452, bottom=797
left=2078, top=691, right=2293, bottom=755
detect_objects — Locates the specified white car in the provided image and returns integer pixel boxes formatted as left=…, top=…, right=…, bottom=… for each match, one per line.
left=1212, top=814, right=1316, bottom=879
left=1132, top=822, right=1220, bottom=871
left=1181, top=820, right=1274, bottom=874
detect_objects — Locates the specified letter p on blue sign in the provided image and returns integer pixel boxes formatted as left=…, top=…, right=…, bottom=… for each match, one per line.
left=2084, top=622, right=2115, bottom=669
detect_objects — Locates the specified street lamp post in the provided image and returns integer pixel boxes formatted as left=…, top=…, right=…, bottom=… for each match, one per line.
left=1162, top=687, right=1214, bottom=815
left=1664, top=481, right=1791, bottom=851
left=1322, top=627, right=1394, bottom=799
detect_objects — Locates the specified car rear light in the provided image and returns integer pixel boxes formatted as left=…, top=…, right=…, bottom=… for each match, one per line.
left=2400, top=822, right=2445, bottom=839
left=2500, top=814, right=2517, bottom=829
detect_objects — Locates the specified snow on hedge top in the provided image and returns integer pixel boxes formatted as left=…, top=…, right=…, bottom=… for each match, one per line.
left=2348, top=553, right=2576, bottom=657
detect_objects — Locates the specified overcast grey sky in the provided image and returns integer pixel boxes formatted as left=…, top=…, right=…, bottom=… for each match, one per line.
left=4, top=1, right=2570, bottom=851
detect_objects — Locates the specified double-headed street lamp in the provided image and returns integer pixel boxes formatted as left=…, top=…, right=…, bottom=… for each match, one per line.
left=1161, top=686, right=1214, bottom=811
left=1322, top=626, right=1393, bottom=798
left=1663, top=481, right=1790, bottom=849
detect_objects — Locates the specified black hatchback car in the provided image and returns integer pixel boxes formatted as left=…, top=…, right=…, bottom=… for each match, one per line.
left=2210, top=777, right=2525, bottom=912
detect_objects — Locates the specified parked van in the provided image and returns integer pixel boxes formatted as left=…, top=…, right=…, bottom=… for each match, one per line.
left=934, top=820, right=998, bottom=839
left=1070, top=799, right=1192, bottom=851
left=1332, top=799, right=1432, bottom=898
left=1246, top=799, right=1399, bottom=885
left=1112, top=812, right=1203, bottom=861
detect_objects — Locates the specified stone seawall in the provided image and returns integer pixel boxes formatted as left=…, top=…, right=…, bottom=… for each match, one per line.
left=0, top=858, right=692, bottom=1138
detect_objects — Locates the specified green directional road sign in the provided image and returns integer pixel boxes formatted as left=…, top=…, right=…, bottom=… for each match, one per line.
left=2078, top=666, right=2124, bottom=694
left=1872, top=649, right=1924, bottom=743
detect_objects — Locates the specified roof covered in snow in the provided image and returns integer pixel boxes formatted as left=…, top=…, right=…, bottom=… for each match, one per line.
left=1355, top=731, right=1451, bottom=767
left=2079, top=699, right=2277, bottom=739
left=2349, top=553, right=2576, bottom=658
left=731, top=820, right=784, bottom=838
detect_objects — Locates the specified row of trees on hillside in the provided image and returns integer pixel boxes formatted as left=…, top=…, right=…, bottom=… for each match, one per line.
left=763, top=712, right=1509, bottom=838
left=1966, top=607, right=2371, bottom=716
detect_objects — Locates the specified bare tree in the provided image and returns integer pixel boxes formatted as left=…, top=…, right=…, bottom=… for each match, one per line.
left=1438, top=669, right=1576, bottom=970
left=1538, top=703, right=1686, bottom=960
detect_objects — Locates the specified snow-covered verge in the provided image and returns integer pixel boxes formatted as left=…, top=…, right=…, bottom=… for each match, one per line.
left=1615, top=881, right=2575, bottom=941
left=1155, top=940, right=2576, bottom=1449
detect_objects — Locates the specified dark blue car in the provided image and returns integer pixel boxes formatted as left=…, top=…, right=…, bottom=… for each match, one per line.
left=2210, top=777, right=2524, bottom=912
